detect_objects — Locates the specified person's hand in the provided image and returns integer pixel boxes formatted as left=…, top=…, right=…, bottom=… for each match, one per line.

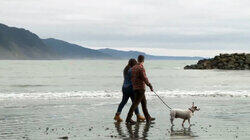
left=149, top=83, right=154, bottom=92
left=150, top=87, right=154, bottom=92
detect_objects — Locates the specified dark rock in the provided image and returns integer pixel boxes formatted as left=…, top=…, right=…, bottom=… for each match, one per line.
left=246, top=54, right=250, bottom=64
left=58, top=136, right=68, bottom=139
left=184, top=53, right=250, bottom=70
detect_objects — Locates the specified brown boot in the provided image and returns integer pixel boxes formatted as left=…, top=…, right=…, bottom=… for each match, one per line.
left=146, top=116, right=155, bottom=123
left=126, top=119, right=136, bottom=125
left=137, top=114, right=146, bottom=122
left=114, top=113, right=123, bottom=122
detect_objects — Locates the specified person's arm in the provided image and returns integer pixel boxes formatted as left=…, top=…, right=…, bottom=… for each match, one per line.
left=140, top=67, right=154, bottom=91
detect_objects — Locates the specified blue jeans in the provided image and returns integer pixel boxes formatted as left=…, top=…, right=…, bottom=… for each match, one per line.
left=116, top=86, right=140, bottom=115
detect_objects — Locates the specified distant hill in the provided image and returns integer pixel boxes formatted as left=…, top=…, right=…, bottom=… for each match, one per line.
left=0, top=23, right=203, bottom=60
left=0, top=23, right=112, bottom=59
left=98, top=48, right=147, bottom=59
left=0, top=23, right=55, bottom=59
left=99, top=48, right=203, bottom=60
left=42, top=38, right=112, bottom=59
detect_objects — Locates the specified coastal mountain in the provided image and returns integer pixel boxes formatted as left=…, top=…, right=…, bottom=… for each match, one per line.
left=0, top=23, right=55, bottom=59
left=0, top=23, right=112, bottom=59
left=98, top=48, right=147, bottom=59
left=42, top=38, right=112, bottom=59
left=0, top=23, right=202, bottom=60
left=99, top=48, right=203, bottom=60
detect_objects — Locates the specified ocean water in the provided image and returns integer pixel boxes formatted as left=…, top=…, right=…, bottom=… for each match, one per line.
left=0, top=60, right=250, bottom=100
left=1, top=60, right=250, bottom=140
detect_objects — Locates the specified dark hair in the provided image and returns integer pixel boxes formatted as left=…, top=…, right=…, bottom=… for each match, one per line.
left=123, top=58, right=137, bottom=77
left=137, top=55, right=145, bottom=63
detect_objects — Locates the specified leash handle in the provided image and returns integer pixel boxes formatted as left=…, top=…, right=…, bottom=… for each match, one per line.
left=153, top=91, right=172, bottom=110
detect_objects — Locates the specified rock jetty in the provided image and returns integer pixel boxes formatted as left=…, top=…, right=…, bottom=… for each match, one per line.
left=184, top=53, right=250, bottom=70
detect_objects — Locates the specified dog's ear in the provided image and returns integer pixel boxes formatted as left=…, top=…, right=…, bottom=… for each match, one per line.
left=192, top=102, right=194, bottom=107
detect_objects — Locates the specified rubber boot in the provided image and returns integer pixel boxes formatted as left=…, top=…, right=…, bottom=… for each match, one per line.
left=114, top=113, right=123, bottom=122
left=137, top=114, right=146, bottom=122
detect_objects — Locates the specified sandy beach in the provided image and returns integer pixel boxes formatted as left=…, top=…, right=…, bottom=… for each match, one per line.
left=2, top=0, right=250, bottom=138
left=1, top=60, right=250, bottom=139
left=1, top=96, right=250, bottom=140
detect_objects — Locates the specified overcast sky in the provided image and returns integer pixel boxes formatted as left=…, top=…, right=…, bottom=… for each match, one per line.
left=1, top=0, right=250, bottom=57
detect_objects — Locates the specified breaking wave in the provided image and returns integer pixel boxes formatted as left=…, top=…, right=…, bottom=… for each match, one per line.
left=0, top=90, right=249, bottom=100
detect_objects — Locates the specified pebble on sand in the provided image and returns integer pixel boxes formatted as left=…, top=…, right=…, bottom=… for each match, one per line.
left=58, top=136, right=68, bottom=139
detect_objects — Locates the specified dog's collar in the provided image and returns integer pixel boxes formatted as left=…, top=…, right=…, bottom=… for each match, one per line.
left=189, top=108, right=194, bottom=113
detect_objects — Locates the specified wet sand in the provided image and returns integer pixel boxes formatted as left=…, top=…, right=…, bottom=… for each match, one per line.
left=1, top=96, right=250, bottom=139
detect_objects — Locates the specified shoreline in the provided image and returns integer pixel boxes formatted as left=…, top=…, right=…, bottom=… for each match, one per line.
left=1, top=97, right=250, bottom=139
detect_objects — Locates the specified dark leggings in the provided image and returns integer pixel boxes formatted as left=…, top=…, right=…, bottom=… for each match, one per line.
left=116, top=86, right=140, bottom=115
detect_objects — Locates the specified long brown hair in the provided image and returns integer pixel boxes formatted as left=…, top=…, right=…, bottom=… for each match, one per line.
left=123, top=58, right=137, bottom=77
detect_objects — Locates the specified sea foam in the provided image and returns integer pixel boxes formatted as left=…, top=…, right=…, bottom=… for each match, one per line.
left=0, top=90, right=249, bottom=100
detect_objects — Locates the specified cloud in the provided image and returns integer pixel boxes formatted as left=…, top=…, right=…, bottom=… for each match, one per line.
left=1, top=0, right=250, bottom=56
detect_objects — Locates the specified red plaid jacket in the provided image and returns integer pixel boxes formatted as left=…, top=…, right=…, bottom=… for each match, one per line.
left=131, top=63, right=150, bottom=90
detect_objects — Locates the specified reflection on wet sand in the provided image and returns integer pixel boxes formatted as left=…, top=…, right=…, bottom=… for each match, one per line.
left=114, top=122, right=152, bottom=139
left=169, top=126, right=198, bottom=139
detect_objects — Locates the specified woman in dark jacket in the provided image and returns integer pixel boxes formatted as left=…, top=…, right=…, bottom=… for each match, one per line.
left=114, top=59, right=145, bottom=122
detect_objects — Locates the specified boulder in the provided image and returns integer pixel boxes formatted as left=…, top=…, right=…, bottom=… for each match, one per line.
left=246, top=54, right=250, bottom=64
left=184, top=53, right=250, bottom=70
